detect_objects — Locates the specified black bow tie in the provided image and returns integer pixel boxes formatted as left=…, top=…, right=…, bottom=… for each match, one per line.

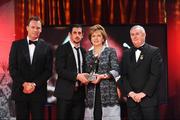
left=29, top=40, right=38, bottom=46
left=133, top=46, right=144, bottom=51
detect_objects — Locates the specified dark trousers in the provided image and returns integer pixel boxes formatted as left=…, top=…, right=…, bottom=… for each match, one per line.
left=15, top=100, right=44, bottom=120
left=127, top=105, right=159, bottom=120
left=94, top=84, right=102, bottom=120
left=56, top=91, right=85, bottom=120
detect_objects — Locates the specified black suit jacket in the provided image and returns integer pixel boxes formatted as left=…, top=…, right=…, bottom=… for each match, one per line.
left=54, top=42, right=86, bottom=100
left=9, top=39, right=53, bottom=102
left=121, top=43, right=162, bottom=107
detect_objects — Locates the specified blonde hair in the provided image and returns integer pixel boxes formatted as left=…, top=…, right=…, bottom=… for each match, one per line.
left=88, top=24, right=108, bottom=45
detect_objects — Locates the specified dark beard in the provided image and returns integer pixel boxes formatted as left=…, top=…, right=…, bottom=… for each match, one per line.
left=74, top=41, right=80, bottom=44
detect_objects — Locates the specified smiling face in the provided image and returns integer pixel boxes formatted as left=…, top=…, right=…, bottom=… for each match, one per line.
left=88, top=24, right=107, bottom=48
left=70, top=27, right=83, bottom=45
left=90, top=30, right=104, bottom=47
left=130, top=26, right=146, bottom=48
left=26, top=20, right=42, bottom=40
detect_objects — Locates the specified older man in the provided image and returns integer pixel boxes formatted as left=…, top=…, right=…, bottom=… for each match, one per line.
left=121, top=25, right=162, bottom=120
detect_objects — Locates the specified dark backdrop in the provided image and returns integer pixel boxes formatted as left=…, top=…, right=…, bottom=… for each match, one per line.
left=41, top=24, right=167, bottom=104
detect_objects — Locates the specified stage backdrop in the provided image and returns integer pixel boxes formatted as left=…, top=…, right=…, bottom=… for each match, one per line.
left=0, top=0, right=15, bottom=72
left=0, top=0, right=15, bottom=118
left=40, top=24, right=167, bottom=104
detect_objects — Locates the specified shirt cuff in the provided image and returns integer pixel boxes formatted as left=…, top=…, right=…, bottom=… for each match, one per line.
left=109, top=70, right=120, bottom=82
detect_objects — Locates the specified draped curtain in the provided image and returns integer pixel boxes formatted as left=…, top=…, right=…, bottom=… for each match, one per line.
left=15, top=0, right=166, bottom=39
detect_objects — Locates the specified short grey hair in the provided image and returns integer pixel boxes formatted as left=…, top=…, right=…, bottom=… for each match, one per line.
left=130, top=25, right=146, bottom=34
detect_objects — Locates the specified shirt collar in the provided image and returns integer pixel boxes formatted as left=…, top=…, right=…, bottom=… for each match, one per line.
left=69, top=40, right=80, bottom=49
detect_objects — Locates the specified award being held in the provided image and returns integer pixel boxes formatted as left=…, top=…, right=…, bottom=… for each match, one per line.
left=88, top=56, right=99, bottom=81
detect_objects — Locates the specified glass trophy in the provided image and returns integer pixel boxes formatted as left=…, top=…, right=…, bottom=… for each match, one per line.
left=87, top=71, right=96, bottom=81
left=87, top=56, right=99, bottom=81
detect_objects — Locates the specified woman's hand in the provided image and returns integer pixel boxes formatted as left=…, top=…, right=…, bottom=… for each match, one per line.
left=91, top=74, right=108, bottom=84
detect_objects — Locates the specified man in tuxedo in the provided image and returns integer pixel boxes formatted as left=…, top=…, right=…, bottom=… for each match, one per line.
left=54, top=24, right=89, bottom=120
left=121, top=25, right=162, bottom=120
left=9, top=16, right=53, bottom=119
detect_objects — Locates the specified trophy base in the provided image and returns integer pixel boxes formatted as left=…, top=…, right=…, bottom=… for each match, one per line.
left=87, top=74, right=96, bottom=81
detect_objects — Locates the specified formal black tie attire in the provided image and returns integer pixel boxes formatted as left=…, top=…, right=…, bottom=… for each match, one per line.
left=121, top=43, right=162, bottom=120
left=9, top=38, right=53, bottom=120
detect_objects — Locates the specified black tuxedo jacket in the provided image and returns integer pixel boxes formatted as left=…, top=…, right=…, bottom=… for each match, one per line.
left=121, top=43, right=162, bottom=107
left=54, top=42, right=86, bottom=100
left=9, top=39, right=53, bottom=102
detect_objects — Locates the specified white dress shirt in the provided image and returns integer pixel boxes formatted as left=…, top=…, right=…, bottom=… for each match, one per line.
left=135, top=49, right=141, bottom=62
left=69, top=40, right=83, bottom=73
left=27, top=37, right=38, bottom=64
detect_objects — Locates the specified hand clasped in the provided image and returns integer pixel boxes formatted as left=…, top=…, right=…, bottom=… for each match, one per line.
left=22, top=82, right=36, bottom=94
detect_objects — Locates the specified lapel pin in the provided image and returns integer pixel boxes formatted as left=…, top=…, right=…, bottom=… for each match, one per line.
left=140, top=55, right=144, bottom=60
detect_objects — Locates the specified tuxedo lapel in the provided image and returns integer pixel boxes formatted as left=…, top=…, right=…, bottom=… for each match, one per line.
left=135, top=44, right=146, bottom=67
left=129, top=46, right=145, bottom=68
left=32, top=40, right=41, bottom=65
left=22, top=39, right=31, bottom=65
left=67, top=42, right=77, bottom=70
left=129, top=49, right=136, bottom=66
left=136, top=52, right=144, bottom=66
left=80, top=47, right=85, bottom=64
